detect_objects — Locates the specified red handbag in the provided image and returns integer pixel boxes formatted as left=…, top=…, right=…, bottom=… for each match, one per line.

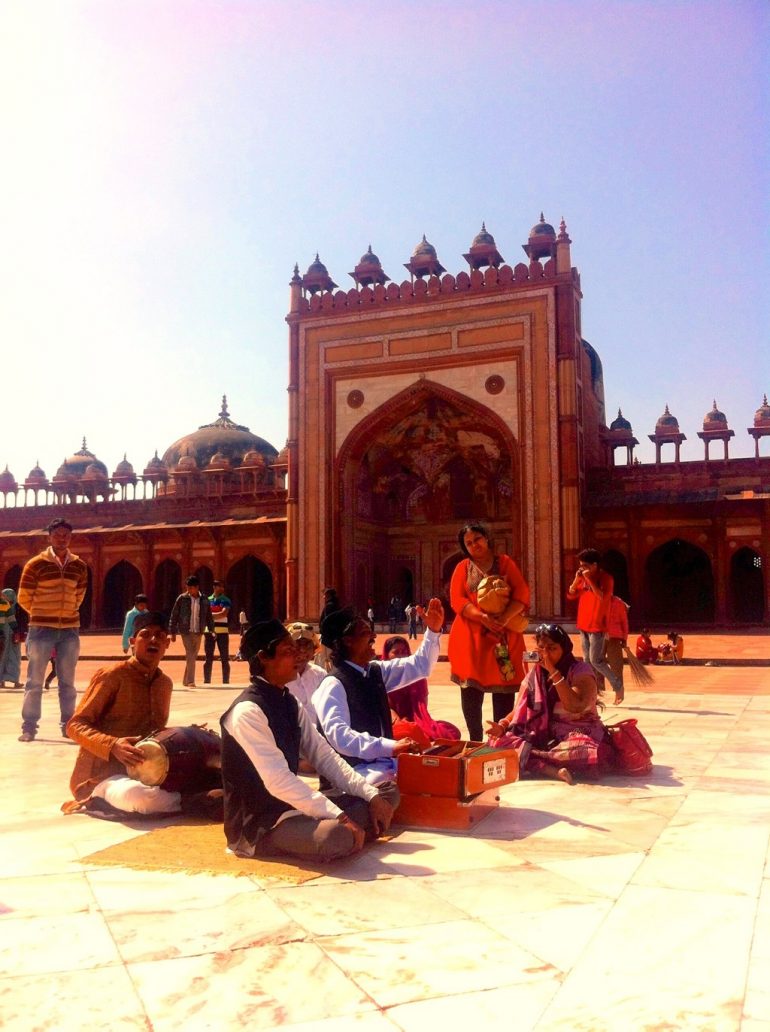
left=604, top=718, right=653, bottom=776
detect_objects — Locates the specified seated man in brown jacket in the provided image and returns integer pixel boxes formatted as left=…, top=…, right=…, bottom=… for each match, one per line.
left=63, top=612, right=184, bottom=815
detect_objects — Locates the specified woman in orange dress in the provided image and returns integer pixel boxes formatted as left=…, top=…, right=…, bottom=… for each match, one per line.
left=448, top=523, right=530, bottom=741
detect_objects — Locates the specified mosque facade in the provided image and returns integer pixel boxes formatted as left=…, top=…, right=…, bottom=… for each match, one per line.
left=0, top=217, right=768, bottom=629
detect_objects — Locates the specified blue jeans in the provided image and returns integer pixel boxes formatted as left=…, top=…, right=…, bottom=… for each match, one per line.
left=21, top=627, right=80, bottom=733
left=579, top=630, right=622, bottom=693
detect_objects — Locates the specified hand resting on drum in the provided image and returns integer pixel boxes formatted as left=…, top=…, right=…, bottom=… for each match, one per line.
left=110, top=736, right=147, bottom=766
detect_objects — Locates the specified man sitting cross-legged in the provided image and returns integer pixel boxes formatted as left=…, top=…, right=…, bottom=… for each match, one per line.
left=220, top=619, right=398, bottom=861
left=313, top=598, right=445, bottom=785
left=62, top=612, right=190, bottom=816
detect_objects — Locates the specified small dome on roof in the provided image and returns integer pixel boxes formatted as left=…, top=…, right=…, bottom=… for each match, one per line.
left=275, top=442, right=290, bottom=465
left=610, top=408, right=632, bottom=432
left=24, top=462, right=48, bottom=487
left=207, top=450, right=231, bottom=471
left=175, top=454, right=198, bottom=472
left=54, top=459, right=77, bottom=480
left=412, top=235, right=438, bottom=258
left=241, top=449, right=266, bottom=468
left=113, top=454, right=135, bottom=477
left=530, top=213, right=556, bottom=238
left=0, top=465, right=17, bottom=492
left=82, top=462, right=108, bottom=481
left=655, top=404, right=680, bottom=434
left=754, top=394, right=770, bottom=428
left=59, top=437, right=108, bottom=478
left=305, top=254, right=329, bottom=277
left=703, top=400, right=728, bottom=429
left=142, top=451, right=169, bottom=480
left=359, top=245, right=382, bottom=266
left=472, top=223, right=496, bottom=248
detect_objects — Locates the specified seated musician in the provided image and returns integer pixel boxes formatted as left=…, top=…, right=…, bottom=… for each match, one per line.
left=63, top=612, right=185, bottom=815
left=312, top=598, right=445, bottom=785
left=284, top=622, right=326, bottom=725
left=220, top=619, right=398, bottom=861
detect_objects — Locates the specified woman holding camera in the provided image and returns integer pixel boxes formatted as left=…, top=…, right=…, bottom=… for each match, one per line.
left=448, top=523, right=530, bottom=741
left=487, top=623, right=610, bottom=783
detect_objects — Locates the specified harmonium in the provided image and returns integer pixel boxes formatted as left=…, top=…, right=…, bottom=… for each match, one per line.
left=395, top=739, right=519, bottom=830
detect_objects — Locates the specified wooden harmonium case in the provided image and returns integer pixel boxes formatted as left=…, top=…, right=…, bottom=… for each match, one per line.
left=397, top=739, right=519, bottom=800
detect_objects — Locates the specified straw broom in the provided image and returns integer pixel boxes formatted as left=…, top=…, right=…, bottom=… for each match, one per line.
left=623, top=644, right=655, bottom=686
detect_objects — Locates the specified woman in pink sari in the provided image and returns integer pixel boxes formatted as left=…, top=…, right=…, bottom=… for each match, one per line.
left=382, top=636, right=461, bottom=745
left=487, top=624, right=611, bottom=784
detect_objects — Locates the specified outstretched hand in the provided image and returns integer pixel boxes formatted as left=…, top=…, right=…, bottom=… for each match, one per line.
left=416, top=597, right=444, bottom=633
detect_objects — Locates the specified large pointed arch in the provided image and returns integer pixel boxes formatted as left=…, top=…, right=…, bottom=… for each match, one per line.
left=332, top=379, right=522, bottom=613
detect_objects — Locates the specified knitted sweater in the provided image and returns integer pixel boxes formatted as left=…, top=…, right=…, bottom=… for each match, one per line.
left=17, top=548, right=88, bottom=629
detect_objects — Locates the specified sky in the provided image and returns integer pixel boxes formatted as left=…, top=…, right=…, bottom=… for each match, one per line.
left=1, top=0, right=767, bottom=484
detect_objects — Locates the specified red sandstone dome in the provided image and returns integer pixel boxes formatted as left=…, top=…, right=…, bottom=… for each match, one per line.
left=24, top=463, right=48, bottom=488
left=464, top=223, right=504, bottom=270
left=703, top=401, right=728, bottom=430
left=529, top=213, right=556, bottom=239
left=350, top=245, right=389, bottom=287
left=0, top=466, right=17, bottom=492
left=58, top=438, right=108, bottom=479
left=655, top=405, right=680, bottom=435
left=142, top=451, right=169, bottom=480
left=754, top=394, right=770, bottom=428
left=162, top=397, right=278, bottom=470
left=610, top=409, right=633, bottom=432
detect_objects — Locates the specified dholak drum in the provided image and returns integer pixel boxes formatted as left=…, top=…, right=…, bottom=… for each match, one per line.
left=126, top=725, right=222, bottom=793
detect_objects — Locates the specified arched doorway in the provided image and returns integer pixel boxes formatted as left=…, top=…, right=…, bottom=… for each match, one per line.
left=227, top=555, right=274, bottom=623
left=729, top=548, right=764, bottom=623
left=441, top=551, right=464, bottom=620
left=603, top=549, right=630, bottom=603
left=154, top=559, right=182, bottom=619
left=2, top=564, right=22, bottom=593
left=194, top=565, right=214, bottom=596
left=102, top=560, right=143, bottom=629
left=336, top=380, right=520, bottom=613
left=644, top=539, right=715, bottom=624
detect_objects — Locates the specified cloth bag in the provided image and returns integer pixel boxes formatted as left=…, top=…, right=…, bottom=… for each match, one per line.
left=604, top=718, right=653, bottom=776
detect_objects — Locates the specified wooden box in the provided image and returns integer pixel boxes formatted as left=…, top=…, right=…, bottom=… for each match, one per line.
left=396, top=740, right=519, bottom=800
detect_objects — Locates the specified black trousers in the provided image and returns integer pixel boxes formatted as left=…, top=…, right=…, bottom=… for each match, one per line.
left=460, top=686, right=518, bottom=742
left=203, top=632, right=230, bottom=684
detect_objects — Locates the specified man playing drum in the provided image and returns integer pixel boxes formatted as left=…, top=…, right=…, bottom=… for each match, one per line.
left=62, top=612, right=217, bottom=816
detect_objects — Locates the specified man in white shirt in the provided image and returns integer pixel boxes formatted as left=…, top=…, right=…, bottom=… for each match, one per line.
left=284, top=622, right=326, bottom=725
left=313, top=598, right=444, bottom=785
left=219, top=619, right=397, bottom=861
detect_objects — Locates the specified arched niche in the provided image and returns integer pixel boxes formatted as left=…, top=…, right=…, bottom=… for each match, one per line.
left=602, top=549, right=630, bottom=604
left=154, top=559, right=182, bottom=619
left=102, top=560, right=143, bottom=629
left=335, top=380, right=521, bottom=609
left=227, top=555, right=274, bottom=624
left=729, top=547, right=765, bottom=623
left=194, top=565, right=214, bottom=595
left=644, top=539, right=715, bottom=625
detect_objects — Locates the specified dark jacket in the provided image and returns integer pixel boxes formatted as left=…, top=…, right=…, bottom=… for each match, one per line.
left=168, top=592, right=214, bottom=635
left=326, top=662, right=393, bottom=767
left=220, top=681, right=302, bottom=858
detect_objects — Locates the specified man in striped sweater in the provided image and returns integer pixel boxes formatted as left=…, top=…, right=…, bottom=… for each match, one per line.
left=18, top=518, right=88, bottom=742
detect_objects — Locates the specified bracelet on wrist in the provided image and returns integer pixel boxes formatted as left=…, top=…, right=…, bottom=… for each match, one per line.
left=551, top=676, right=565, bottom=686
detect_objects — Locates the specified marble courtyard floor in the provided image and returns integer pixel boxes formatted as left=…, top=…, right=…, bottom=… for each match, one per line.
left=1, top=641, right=769, bottom=1031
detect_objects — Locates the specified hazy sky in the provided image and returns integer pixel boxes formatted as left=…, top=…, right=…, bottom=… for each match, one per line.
left=1, top=0, right=767, bottom=485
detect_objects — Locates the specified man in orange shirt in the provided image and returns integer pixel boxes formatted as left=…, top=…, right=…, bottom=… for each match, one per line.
left=566, top=548, right=623, bottom=698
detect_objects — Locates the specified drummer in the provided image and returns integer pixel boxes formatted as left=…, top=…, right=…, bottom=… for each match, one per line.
left=62, top=611, right=183, bottom=816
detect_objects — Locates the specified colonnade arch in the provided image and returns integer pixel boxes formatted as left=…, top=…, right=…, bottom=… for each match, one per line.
left=729, top=547, right=764, bottom=623
left=102, top=560, right=143, bottom=629
left=227, top=555, right=274, bottom=624
left=643, top=538, right=715, bottom=624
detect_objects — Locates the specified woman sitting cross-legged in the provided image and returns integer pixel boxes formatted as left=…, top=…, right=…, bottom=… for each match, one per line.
left=486, top=623, right=611, bottom=784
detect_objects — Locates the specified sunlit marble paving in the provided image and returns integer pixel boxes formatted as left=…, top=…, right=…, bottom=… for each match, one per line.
left=1, top=649, right=769, bottom=1031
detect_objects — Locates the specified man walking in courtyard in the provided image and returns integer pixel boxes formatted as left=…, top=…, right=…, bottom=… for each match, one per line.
left=169, top=575, right=214, bottom=687
left=203, top=579, right=232, bottom=684
left=18, top=517, right=88, bottom=742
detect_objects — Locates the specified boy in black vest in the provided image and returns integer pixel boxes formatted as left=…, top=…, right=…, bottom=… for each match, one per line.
left=220, top=619, right=397, bottom=861
left=314, top=598, right=444, bottom=784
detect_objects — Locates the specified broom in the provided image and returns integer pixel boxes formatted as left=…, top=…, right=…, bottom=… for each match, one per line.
left=623, top=644, right=655, bottom=686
